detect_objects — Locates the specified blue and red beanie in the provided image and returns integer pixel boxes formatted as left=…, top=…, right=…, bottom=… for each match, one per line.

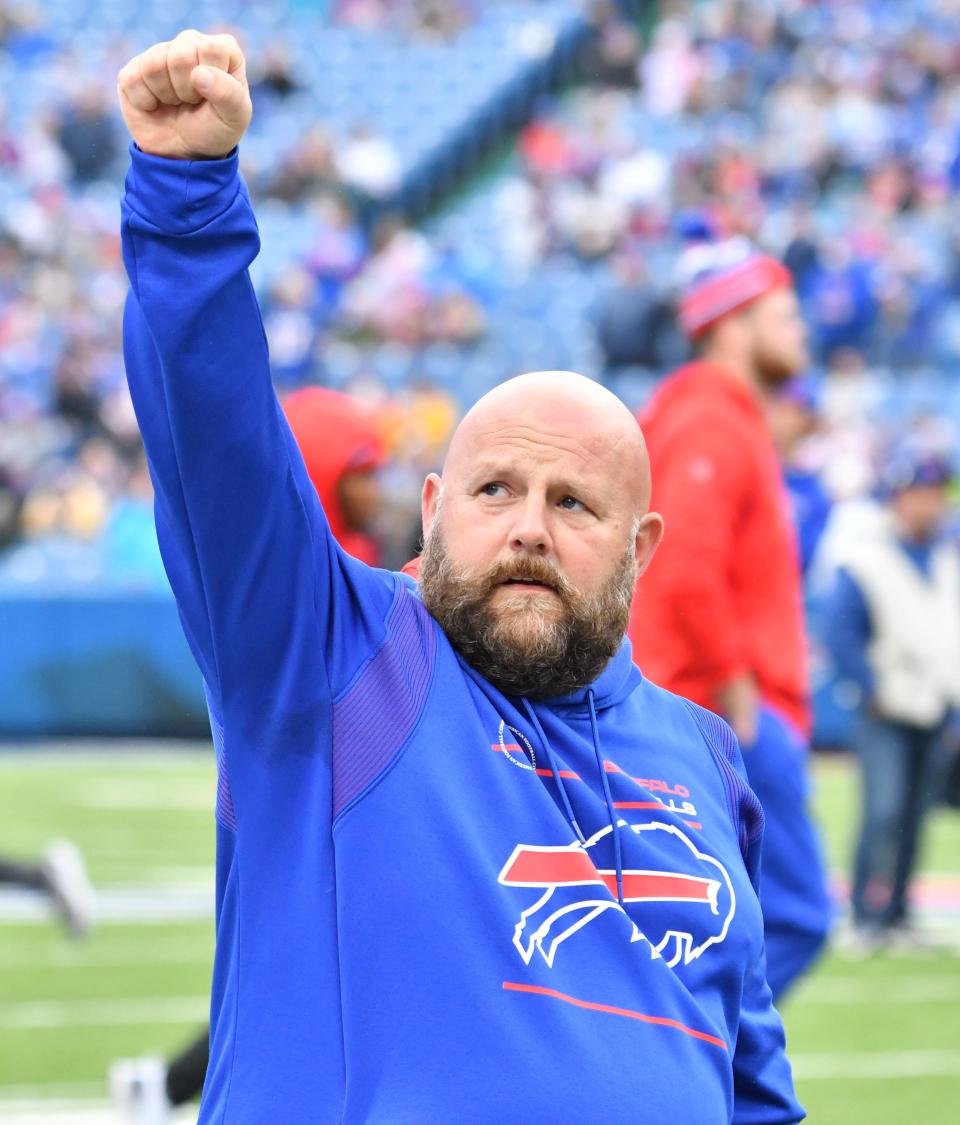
left=676, top=238, right=793, bottom=339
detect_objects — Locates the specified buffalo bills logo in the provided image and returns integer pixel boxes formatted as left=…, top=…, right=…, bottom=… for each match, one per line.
left=498, top=820, right=735, bottom=969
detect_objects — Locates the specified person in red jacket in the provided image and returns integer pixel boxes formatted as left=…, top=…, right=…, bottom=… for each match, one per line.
left=283, top=386, right=386, bottom=566
left=629, top=239, right=832, bottom=1000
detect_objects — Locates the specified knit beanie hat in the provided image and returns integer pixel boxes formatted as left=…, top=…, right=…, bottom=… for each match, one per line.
left=677, top=237, right=793, bottom=339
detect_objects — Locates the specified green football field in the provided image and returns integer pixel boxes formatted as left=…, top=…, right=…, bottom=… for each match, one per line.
left=0, top=746, right=958, bottom=1122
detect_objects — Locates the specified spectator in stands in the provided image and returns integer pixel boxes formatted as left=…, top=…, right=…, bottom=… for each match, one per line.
left=261, top=265, right=325, bottom=387
left=265, top=125, right=340, bottom=204
left=250, top=41, right=300, bottom=102
left=304, top=194, right=367, bottom=314
left=6, top=0, right=960, bottom=590
left=629, top=239, right=832, bottom=1001
left=335, top=0, right=474, bottom=38
left=99, top=452, right=168, bottom=591
left=639, top=19, right=701, bottom=118
left=825, top=446, right=959, bottom=951
left=340, top=214, right=487, bottom=346
left=582, top=0, right=641, bottom=89
left=336, top=123, right=402, bottom=204
left=56, top=83, right=119, bottom=185
left=593, top=250, right=684, bottom=375
left=0, top=468, right=21, bottom=550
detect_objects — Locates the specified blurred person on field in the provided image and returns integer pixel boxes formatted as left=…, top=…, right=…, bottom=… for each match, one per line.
left=629, top=238, right=832, bottom=1002
left=0, top=841, right=94, bottom=939
left=767, top=375, right=832, bottom=578
left=824, top=445, right=959, bottom=951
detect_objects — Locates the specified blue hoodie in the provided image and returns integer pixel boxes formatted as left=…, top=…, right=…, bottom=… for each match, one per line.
left=121, top=145, right=803, bottom=1125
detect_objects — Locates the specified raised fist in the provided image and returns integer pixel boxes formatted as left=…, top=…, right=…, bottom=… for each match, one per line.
left=117, top=29, right=253, bottom=161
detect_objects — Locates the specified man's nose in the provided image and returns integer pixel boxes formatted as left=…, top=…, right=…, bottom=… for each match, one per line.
left=508, top=497, right=552, bottom=555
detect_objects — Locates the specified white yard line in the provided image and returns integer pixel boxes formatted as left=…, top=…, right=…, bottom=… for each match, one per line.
left=793, top=1049, right=960, bottom=1080
left=0, top=996, right=208, bottom=1030
left=74, top=779, right=213, bottom=810
left=0, top=945, right=211, bottom=970
left=0, top=887, right=214, bottom=924
left=0, top=744, right=210, bottom=767
left=796, top=975, right=960, bottom=1005
left=0, top=1084, right=104, bottom=1100
left=0, top=1102, right=197, bottom=1124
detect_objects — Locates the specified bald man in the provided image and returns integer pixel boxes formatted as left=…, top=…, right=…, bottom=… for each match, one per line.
left=117, top=32, right=803, bottom=1124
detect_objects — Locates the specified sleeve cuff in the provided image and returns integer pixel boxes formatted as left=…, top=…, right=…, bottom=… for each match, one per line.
left=123, top=141, right=241, bottom=235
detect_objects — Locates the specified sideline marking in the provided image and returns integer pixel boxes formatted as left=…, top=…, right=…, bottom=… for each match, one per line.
left=792, top=1049, right=960, bottom=1080
left=796, top=975, right=960, bottom=1005
left=0, top=996, right=208, bottom=1030
left=0, top=945, right=211, bottom=971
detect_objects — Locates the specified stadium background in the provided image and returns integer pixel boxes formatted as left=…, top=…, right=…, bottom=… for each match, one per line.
left=1, top=0, right=959, bottom=1121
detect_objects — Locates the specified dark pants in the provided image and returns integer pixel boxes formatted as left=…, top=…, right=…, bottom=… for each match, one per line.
left=741, top=708, right=833, bottom=1002
left=166, top=1028, right=210, bottom=1106
left=851, top=714, right=945, bottom=928
left=0, top=857, right=46, bottom=889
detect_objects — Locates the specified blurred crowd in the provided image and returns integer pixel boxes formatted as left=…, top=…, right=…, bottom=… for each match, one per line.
left=0, top=0, right=477, bottom=585
left=508, top=0, right=960, bottom=371
left=492, top=0, right=960, bottom=574
left=3, top=0, right=960, bottom=589
left=333, top=0, right=478, bottom=38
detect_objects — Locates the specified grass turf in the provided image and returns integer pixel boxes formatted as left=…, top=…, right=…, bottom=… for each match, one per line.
left=0, top=746, right=957, bottom=1121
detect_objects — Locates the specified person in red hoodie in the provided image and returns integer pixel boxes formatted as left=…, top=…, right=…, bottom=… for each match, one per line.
left=283, top=386, right=386, bottom=566
left=629, top=239, right=831, bottom=1001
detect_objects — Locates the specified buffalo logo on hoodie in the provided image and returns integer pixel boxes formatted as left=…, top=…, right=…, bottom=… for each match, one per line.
left=499, top=820, right=735, bottom=969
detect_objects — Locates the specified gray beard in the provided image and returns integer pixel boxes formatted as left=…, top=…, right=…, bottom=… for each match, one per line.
left=418, top=525, right=636, bottom=699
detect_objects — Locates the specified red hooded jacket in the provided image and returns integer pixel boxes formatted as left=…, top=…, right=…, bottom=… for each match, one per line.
left=283, top=388, right=384, bottom=566
left=628, top=361, right=810, bottom=735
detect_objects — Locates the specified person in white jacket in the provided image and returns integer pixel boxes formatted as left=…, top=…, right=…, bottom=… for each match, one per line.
left=825, top=446, right=958, bottom=949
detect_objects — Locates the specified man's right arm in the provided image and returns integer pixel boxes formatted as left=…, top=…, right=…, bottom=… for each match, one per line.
left=118, top=33, right=397, bottom=730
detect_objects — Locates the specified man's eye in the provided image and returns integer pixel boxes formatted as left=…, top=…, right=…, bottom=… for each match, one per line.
left=481, top=483, right=505, bottom=497
left=559, top=496, right=585, bottom=511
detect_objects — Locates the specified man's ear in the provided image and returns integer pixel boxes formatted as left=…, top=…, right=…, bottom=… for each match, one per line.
left=634, top=512, right=664, bottom=577
left=421, top=473, right=442, bottom=539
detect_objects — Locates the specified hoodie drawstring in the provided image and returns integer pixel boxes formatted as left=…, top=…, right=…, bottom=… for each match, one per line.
left=521, top=692, right=626, bottom=909
left=521, top=698, right=585, bottom=845
left=588, top=689, right=624, bottom=907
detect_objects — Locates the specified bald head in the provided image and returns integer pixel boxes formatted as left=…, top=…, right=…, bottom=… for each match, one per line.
left=417, top=371, right=664, bottom=696
left=445, top=371, right=653, bottom=515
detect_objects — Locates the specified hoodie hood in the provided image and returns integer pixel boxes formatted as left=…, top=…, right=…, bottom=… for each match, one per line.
left=284, top=387, right=384, bottom=565
left=537, top=636, right=641, bottom=713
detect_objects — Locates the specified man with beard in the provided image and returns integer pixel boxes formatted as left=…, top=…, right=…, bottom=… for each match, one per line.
left=116, top=32, right=803, bottom=1123
left=628, top=240, right=832, bottom=1002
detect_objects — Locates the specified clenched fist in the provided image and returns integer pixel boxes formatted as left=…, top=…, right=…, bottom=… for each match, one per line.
left=117, top=29, right=253, bottom=161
